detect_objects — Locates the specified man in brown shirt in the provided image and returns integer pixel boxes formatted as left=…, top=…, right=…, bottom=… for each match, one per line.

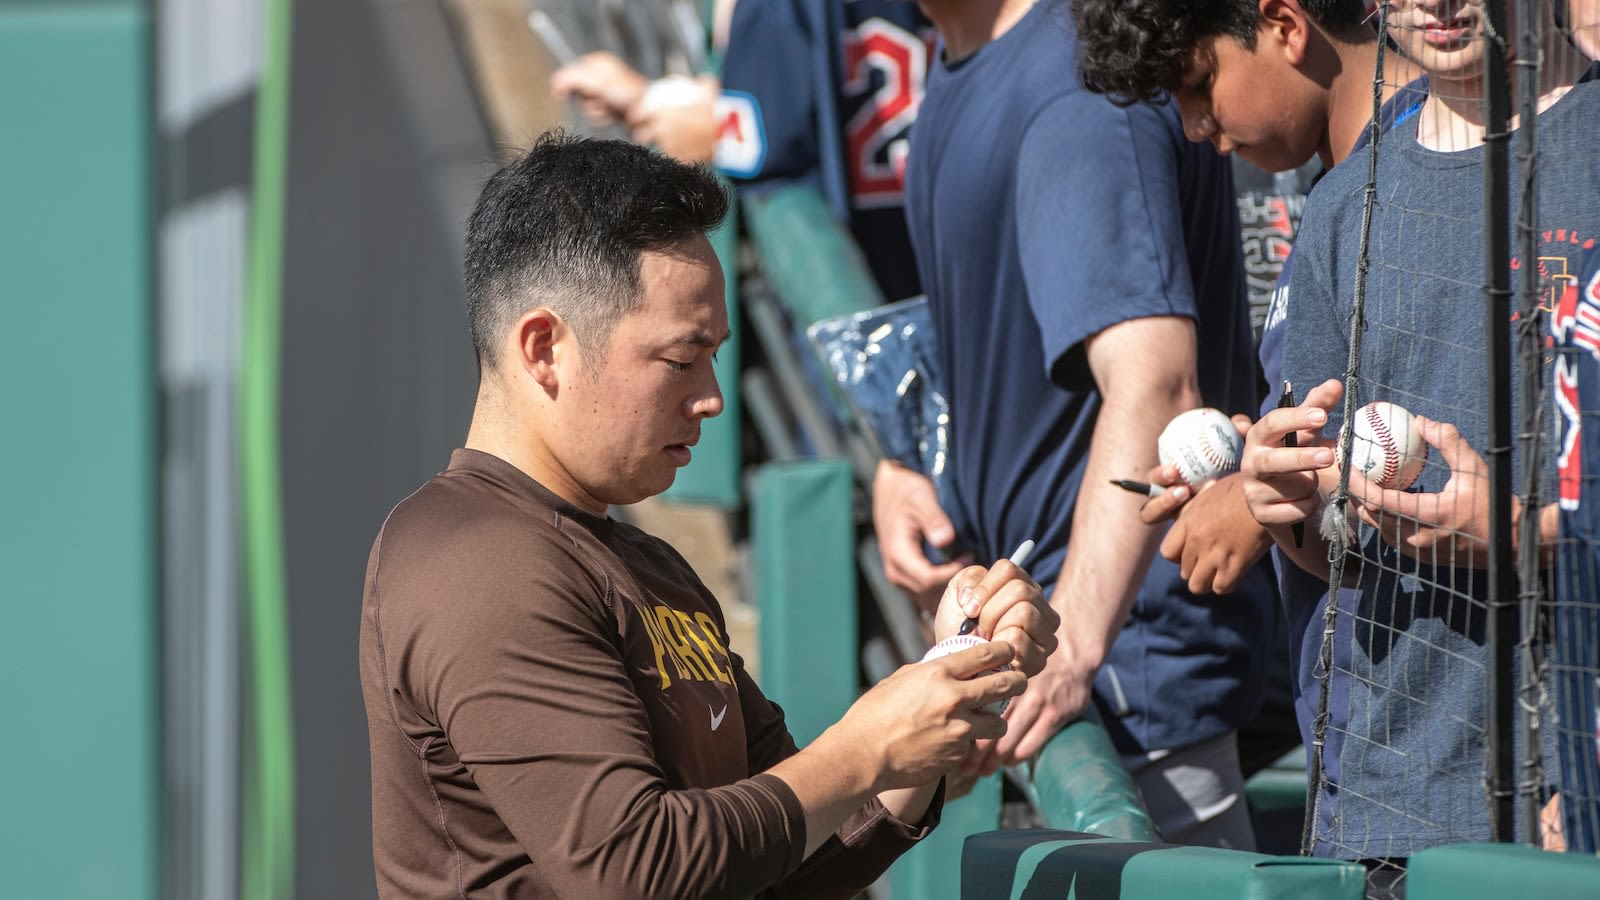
left=359, top=132, right=1060, bottom=899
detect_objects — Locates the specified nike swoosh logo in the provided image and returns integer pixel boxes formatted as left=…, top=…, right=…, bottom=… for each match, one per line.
left=709, top=703, right=728, bottom=732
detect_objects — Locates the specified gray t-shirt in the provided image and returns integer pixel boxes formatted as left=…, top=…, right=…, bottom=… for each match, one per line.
left=1282, top=78, right=1600, bottom=858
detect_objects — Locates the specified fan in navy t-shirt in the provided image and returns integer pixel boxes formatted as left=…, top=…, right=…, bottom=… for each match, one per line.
left=884, top=0, right=1274, bottom=847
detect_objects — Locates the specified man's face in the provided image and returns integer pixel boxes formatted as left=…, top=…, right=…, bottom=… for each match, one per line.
left=551, top=235, right=728, bottom=510
left=1177, top=34, right=1324, bottom=173
left=1387, top=0, right=1487, bottom=85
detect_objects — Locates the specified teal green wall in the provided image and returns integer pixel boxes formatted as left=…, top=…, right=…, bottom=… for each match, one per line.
left=0, top=4, right=158, bottom=899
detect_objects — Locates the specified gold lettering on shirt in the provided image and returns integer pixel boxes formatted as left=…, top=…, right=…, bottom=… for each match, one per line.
left=693, top=612, right=733, bottom=677
left=655, top=607, right=717, bottom=682
left=673, top=609, right=732, bottom=685
left=628, top=597, right=737, bottom=690
left=635, top=603, right=686, bottom=690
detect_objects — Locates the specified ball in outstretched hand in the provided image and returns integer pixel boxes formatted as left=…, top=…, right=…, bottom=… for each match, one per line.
left=1158, top=407, right=1244, bottom=485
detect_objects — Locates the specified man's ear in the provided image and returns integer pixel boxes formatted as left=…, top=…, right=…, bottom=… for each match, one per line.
left=510, top=307, right=568, bottom=389
left=1261, top=0, right=1312, bottom=65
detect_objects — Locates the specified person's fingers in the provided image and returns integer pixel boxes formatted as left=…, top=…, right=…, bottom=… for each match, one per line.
left=960, top=663, right=1026, bottom=709
left=910, top=489, right=957, bottom=548
left=1303, top=378, right=1345, bottom=410
left=961, top=737, right=1000, bottom=776
left=1158, top=517, right=1187, bottom=561
left=1347, top=469, right=1436, bottom=523
left=1248, top=404, right=1328, bottom=452
left=1415, top=416, right=1477, bottom=474
left=963, top=733, right=1005, bottom=776
left=549, top=70, right=577, bottom=99
left=1008, top=711, right=1067, bottom=763
left=935, top=640, right=1016, bottom=680
left=1141, top=487, right=1191, bottom=525
left=1213, top=555, right=1246, bottom=594
left=991, top=623, right=1052, bottom=678
left=1231, top=413, right=1253, bottom=437
left=971, top=573, right=1044, bottom=640
left=1147, top=464, right=1185, bottom=487
left=939, top=565, right=989, bottom=619
left=1250, top=494, right=1323, bottom=526
left=580, top=99, right=617, bottom=126
left=961, top=560, right=1039, bottom=629
left=978, top=686, right=1040, bottom=772
left=882, top=522, right=965, bottom=595
left=1188, top=551, right=1218, bottom=595
left=1249, top=445, right=1335, bottom=477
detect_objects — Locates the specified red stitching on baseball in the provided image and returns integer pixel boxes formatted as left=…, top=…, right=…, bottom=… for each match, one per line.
left=1364, top=404, right=1399, bottom=485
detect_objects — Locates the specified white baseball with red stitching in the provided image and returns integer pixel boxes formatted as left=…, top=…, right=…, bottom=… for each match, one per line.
left=1345, top=401, right=1427, bottom=489
left=923, top=635, right=1008, bottom=714
left=1157, top=408, right=1244, bottom=485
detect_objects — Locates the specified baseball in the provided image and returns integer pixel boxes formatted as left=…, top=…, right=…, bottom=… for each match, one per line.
left=1342, top=401, right=1427, bottom=490
left=922, top=634, right=1008, bottom=714
left=637, top=74, right=714, bottom=112
left=1158, top=407, right=1244, bottom=485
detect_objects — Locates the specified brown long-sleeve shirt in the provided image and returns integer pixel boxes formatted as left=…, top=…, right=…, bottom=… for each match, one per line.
left=360, top=449, right=939, bottom=898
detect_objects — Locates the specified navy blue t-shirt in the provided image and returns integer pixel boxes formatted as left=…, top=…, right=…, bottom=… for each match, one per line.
left=718, top=0, right=930, bottom=301
left=904, top=0, right=1272, bottom=754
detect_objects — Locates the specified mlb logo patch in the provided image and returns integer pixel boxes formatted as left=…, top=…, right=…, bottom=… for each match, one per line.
left=712, top=91, right=766, bottom=179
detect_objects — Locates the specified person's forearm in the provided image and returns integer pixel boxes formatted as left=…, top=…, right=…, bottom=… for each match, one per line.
left=877, top=781, right=939, bottom=825
left=765, top=724, right=881, bottom=858
left=1055, top=382, right=1200, bottom=664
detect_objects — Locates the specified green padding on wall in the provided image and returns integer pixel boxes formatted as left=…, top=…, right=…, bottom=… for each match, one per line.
left=1029, top=718, right=1159, bottom=841
left=664, top=188, right=741, bottom=507
left=892, top=776, right=1004, bottom=900
left=753, top=459, right=856, bottom=746
left=962, top=830, right=1365, bottom=900
left=741, top=185, right=886, bottom=326
left=0, top=5, right=158, bottom=900
left=1407, top=842, right=1600, bottom=899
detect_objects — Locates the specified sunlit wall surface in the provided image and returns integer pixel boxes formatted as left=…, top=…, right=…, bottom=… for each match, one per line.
left=0, top=3, right=159, bottom=898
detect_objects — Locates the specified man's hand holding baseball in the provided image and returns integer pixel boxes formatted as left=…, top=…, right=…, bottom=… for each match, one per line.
left=931, top=559, right=1059, bottom=674
left=831, top=641, right=1024, bottom=791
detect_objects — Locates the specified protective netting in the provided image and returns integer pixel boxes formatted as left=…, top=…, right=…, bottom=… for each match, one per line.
left=1299, top=0, right=1600, bottom=884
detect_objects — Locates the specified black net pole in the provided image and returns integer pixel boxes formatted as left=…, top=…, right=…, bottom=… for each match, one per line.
left=1483, top=0, right=1518, bottom=845
left=1512, top=0, right=1546, bottom=846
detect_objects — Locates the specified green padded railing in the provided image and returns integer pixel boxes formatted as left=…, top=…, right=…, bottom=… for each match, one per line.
left=962, top=830, right=1366, bottom=900
left=752, top=459, right=857, bottom=747
left=1027, top=714, right=1160, bottom=842
left=892, top=719, right=1159, bottom=900
left=1407, top=842, right=1600, bottom=899
left=741, top=184, right=887, bottom=326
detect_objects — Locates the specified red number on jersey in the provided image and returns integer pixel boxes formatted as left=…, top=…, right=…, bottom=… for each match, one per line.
left=842, top=19, right=932, bottom=210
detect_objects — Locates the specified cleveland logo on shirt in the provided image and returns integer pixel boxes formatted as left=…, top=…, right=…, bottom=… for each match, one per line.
left=1554, top=264, right=1600, bottom=510
left=631, top=599, right=735, bottom=690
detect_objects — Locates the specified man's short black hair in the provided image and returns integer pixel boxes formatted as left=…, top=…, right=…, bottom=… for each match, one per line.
left=1072, top=0, right=1371, bottom=106
left=464, top=131, right=730, bottom=371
